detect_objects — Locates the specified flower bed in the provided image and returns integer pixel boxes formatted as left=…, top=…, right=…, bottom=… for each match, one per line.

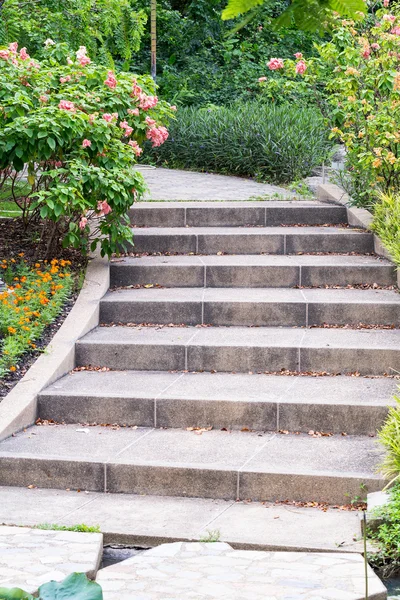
left=0, top=257, right=74, bottom=378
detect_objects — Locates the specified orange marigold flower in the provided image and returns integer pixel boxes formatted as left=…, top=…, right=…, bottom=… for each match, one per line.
left=9, top=366, right=16, bottom=372
left=7, top=326, right=17, bottom=334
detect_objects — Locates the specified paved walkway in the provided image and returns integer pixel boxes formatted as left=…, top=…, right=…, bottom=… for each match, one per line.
left=135, top=167, right=293, bottom=201
left=0, top=525, right=102, bottom=593
left=96, top=541, right=387, bottom=600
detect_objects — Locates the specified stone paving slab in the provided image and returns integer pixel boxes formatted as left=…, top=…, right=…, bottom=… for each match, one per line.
left=0, top=525, right=102, bottom=593
left=0, top=487, right=364, bottom=553
left=137, top=167, right=293, bottom=201
left=96, top=541, right=387, bottom=600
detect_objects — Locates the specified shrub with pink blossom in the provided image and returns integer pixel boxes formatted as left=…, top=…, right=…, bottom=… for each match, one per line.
left=0, top=41, right=174, bottom=257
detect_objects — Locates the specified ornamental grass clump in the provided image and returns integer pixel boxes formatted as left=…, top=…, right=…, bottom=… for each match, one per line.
left=0, top=40, right=174, bottom=258
left=0, top=256, right=74, bottom=377
left=378, top=389, right=400, bottom=488
left=371, top=192, right=400, bottom=266
left=146, top=102, right=332, bottom=184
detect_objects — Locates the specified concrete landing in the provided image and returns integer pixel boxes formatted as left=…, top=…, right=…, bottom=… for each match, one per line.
left=0, top=487, right=363, bottom=553
left=0, top=525, right=102, bottom=593
left=96, top=541, right=387, bottom=600
left=136, top=167, right=293, bottom=201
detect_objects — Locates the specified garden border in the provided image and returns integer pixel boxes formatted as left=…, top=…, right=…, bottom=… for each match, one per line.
left=0, top=250, right=109, bottom=442
left=317, top=183, right=400, bottom=288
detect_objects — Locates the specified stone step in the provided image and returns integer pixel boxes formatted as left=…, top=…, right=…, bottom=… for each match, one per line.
left=76, top=325, right=400, bottom=375
left=100, top=287, right=400, bottom=327
left=111, top=254, right=396, bottom=288
left=38, top=370, right=397, bottom=435
left=129, top=226, right=374, bottom=255
left=0, top=486, right=364, bottom=553
left=129, top=201, right=348, bottom=227
left=0, top=425, right=384, bottom=504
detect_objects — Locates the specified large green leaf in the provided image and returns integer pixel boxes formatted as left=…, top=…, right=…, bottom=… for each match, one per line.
left=38, top=574, right=103, bottom=600
left=0, top=588, right=35, bottom=600
left=222, top=0, right=264, bottom=20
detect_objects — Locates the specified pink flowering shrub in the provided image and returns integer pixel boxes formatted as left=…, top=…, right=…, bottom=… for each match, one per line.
left=258, top=5, right=400, bottom=206
left=0, top=41, right=174, bottom=257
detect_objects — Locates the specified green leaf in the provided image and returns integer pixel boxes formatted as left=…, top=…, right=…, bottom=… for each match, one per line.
left=38, top=573, right=103, bottom=600
left=0, top=588, right=35, bottom=599
left=221, top=0, right=264, bottom=20
left=47, top=137, right=56, bottom=150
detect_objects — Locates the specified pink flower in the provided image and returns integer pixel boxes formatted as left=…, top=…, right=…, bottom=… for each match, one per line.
left=362, top=47, right=370, bottom=58
left=170, top=105, right=177, bottom=111
left=295, top=60, right=307, bottom=74
left=131, top=79, right=142, bottom=97
left=391, top=26, right=400, bottom=34
left=294, top=52, right=303, bottom=59
left=8, top=42, right=18, bottom=54
left=82, top=139, right=91, bottom=148
left=138, top=94, right=158, bottom=110
left=128, top=140, right=143, bottom=156
left=145, top=116, right=156, bottom=126
left=384, top=0, right=390, bottom=6
left=124, top=126, right=133, bottom=137
left=97, top=200, right=112, bottom=216
left=67, top=56, right=73, bottom=65
left=120, top=120, right=129, bottom=129
left=268, top=57, right=284, bottom=70
left=104, top=71, right=117, bottom=89
left=146, top=125, right=169, bottom=147
left=0, top=50, right=10, bottom=60
left=103, top=113, right=113, bottom=122
left=19, top=47, right=30, bottom=60
left=128, top=108, right=140, bottom=116
left=58, top=100, right=76, bottom=111
left=371, top=43, right=380, bottom=49
left=60, top=75, right=71, bottom=83
left=76, top=46, right=91, bottom=66
left=54, top=161, right=63, bottom=168
left=79, top=216, right=88, bottom=230
left=88, top=114, right=96, bottom=124
left=258, top=76, right=267, bottom=82
left=383, top=13, right=396, bottom=21
left=39, top=94, right=48, bottom=103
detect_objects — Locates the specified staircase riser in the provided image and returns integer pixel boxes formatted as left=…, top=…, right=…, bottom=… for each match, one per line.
left=110, top=264, right=396, bottom=288
left=0, top=456, right=383, bottom=504
left=76, top=343, right=400, bottom=375
left=130, top=206, right=348, bottom=228
left=38, top=395, right=389, bottom=435
left=100, top=300, right=400, bottom=327
left=129, top=233, right=374, bottom=255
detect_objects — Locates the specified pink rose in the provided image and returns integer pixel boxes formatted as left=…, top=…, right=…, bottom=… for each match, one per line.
left=128, top=140, right=143, bottom=156
left=294, top=52, right=303, bottom=59
left=267, top=57, right=284, bottom=70
left=138, top=94, right=158, bottom=110
left=58, top=100, right=76, bottom=111
left=104, top=71, right=117, bottom=89
left=97, top=200, right=112, bottom=216
left=8, top=42, right=18, bottom=54
left=82, top=139, right=91, bottom=148
left=103, top=113, right=113, bottom=122
left=128, top=108, right=140, bottom=116
left=79, top=56, right=91, bottom=66
left=295, top=60, right=307, bottom=74
left=258, top=76, right=267, bottom=82
left=145, top=116, right=156, bottom=126
left=0, top=50, right=10, bottom=60
left=79, top=216, right=88, bottom=230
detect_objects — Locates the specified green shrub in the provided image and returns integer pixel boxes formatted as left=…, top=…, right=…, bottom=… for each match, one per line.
left=368, top=482, right=400, bottom=578
left=146, top=103, right=332, bottom=184
left=378, top=389, right=400, bottom=487
left=371, top=193, right=400, bottom=267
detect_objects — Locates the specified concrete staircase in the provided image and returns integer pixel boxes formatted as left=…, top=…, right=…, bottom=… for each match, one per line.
left=1, top=199, right=400, bottom=549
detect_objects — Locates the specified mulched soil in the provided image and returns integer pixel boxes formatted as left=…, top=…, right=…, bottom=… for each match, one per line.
left=0, top=217, right=86, bottom=399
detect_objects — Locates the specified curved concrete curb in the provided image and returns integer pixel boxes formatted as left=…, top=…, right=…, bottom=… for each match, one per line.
left=0, top=251, right=109, bottom=442
left=317, top=183, right=399, bottom=288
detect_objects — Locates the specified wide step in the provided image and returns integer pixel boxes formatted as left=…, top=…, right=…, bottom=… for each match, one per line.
left=111, top=254, right=396, bottom=288
left=100, top=287, right=400, bottom=327
left=129, top=226, right=374, bottom=255
left=130, top=201, right=348, bottom=227
left=38, top=370, right=397, bottom=434
left=0, top=425, right=383, bottom=504
left=76, top=325, right=400, bottom=375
